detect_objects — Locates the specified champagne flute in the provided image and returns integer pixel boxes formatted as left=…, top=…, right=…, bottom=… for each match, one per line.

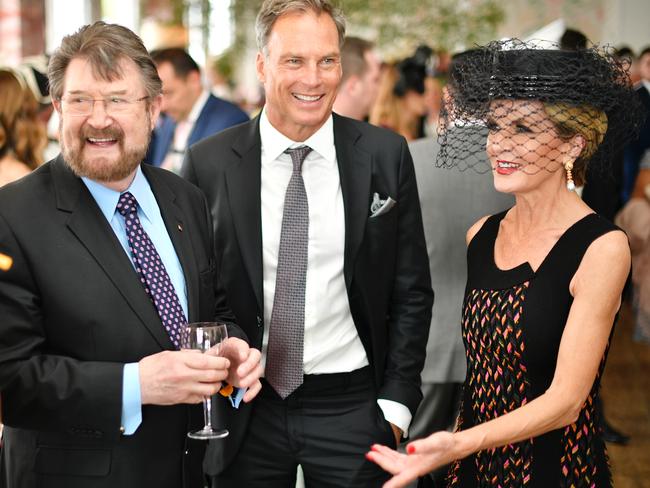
left=180, top=322, right=229, bottom=440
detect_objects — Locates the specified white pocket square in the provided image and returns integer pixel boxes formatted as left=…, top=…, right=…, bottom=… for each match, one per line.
left=370, top=192, right=397, bottom=218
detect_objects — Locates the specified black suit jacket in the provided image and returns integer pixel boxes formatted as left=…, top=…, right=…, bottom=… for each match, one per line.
left=0, top=157, right=237, bottom=488
left=183, top=114, right=433, bottom=473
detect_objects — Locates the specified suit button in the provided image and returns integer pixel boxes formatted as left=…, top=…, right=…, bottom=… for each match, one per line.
left=256, top=315, right=262, bottom=327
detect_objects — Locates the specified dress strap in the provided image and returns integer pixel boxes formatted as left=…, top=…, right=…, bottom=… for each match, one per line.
left=534, top=213, right=623, bottom=282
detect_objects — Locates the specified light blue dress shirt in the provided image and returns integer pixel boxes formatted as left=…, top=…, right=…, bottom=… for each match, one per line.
left=82, top=166, right=188, bottom=435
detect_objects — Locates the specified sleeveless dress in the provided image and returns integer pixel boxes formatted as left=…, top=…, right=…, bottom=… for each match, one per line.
left=447, top=211, right=623, bottom=488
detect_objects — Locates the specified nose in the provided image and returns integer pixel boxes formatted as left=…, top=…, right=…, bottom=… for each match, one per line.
left=303, top=62, right=322, bottom=87
left=487, top=129, right=513, bottom=154
left=86, top=100, right=112, bottom=128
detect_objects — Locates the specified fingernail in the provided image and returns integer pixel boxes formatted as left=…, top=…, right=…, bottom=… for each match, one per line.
left=407, top=445, right=416, bottom=454
left=365, top=452, right=372, bottom=460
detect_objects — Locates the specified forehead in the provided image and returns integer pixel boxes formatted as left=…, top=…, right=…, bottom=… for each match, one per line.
left=490, top=99, right=547, bottom=118
left=266, top=10, right=340, bottom=56
left=156, top=62, right=182, bottom=84
left=63, top=57, right=145, bottom=94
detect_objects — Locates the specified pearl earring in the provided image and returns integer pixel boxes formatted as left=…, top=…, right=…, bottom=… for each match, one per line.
left=564, top=161, right=575, bottom=191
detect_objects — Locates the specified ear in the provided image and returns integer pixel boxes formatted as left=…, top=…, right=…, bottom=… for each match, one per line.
left=187, top=70, right=202, bottom=87
left=256, top=52, right=266, bottom=84
left=345, top=75, right=361, bottom=96
left=568, top=134, right=586, bottom=159
left=52, top=99, right=62, bottom=115
left=149, top=94, right=163, bottom=130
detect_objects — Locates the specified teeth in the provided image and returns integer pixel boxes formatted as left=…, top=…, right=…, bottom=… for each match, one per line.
left=88, top=138, right=115, bottom=143
left=294, top=94, right=321, bottom=101
left=498, top=161, right=518, bottom=168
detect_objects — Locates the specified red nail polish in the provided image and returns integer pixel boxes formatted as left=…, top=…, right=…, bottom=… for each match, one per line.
left=365, top=452, right=372, bottom=460
left=407, top=445, right=416, bottom=454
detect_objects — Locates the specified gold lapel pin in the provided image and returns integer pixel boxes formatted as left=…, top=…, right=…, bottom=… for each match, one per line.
left=0, top=252, right=13, bottom=272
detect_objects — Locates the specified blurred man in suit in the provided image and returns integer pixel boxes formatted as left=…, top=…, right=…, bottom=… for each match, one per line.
left=333, top=36, right=382, bottom=121
left=146, top=48, right=249, bottom=172
left=408, top=131, right=512, bottom=486
left=182, top=1, right=432, bottom=486
left=0, top=22, right=262, bottom=488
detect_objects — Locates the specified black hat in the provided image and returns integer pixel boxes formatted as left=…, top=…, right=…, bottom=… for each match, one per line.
left=438, top=39, right=645, bottom=179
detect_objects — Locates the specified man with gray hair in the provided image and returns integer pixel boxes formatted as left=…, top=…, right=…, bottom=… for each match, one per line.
left=333, top=36, right=382, bottom=120
left=0, top=21, right=262, bottom=488
left=182, top=0, right=432, bottom=486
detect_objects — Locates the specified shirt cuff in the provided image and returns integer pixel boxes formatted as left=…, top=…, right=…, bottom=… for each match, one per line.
left=121, top=363, right=142, bottom=435
left=377, top=399, right=412, bottom=438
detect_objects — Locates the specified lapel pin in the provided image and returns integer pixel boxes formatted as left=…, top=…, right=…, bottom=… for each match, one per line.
left=0, top=252, right=13, bottom=271
left=177, top=223, right=183, bottom=232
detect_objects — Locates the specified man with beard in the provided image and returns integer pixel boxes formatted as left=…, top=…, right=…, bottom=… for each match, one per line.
left=0, top=22, right=263, bottom=488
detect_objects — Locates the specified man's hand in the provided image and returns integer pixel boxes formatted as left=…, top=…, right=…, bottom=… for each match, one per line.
left=213, top=337, right=263, bottom=403
left=139, top=350, right=230, bottom=405
left=390, top=422, right=403, bottom=447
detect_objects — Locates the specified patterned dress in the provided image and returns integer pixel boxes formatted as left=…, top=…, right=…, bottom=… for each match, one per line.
left=448, top=211, right=621, bottom=487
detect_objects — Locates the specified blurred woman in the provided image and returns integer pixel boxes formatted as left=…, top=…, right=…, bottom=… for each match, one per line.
left=616, top=149, right=650, bottom=343
left=0, top=69, right=47, bottom=187
left=369, top=58, right=428, bottom=141
left=367, top=42, right=643, bottom=487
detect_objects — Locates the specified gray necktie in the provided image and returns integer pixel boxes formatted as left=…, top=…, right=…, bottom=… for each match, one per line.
left=265, top=145, right=312, bottom=399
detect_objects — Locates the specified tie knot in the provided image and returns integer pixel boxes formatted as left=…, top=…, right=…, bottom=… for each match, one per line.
left=117, top=191, right=138, bottom=216
left=284, top=146, right=312, bottom=172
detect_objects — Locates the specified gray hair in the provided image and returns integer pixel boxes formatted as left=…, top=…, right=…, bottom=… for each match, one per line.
left=255, top=0, right=346, bottom=55
left=48, top=21, right=162, bottom=101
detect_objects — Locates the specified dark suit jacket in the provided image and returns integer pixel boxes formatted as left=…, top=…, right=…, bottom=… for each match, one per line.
left=0, top=157, right=237, bottom=488
left=146, top=94, right=249, bottom=167
left=182, top=114, right=433, bottom=474
left=623, top=84, right=650, bottom=201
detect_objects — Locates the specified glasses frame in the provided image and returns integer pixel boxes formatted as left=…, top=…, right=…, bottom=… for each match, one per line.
left=58, top=95, right=150, bottom=117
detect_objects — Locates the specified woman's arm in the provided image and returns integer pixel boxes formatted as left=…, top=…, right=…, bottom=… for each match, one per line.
left=367, top=229, right=630, bottom=488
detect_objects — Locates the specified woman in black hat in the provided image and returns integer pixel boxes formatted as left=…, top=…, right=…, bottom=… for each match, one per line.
left=367, top=41, right=643, bottom=487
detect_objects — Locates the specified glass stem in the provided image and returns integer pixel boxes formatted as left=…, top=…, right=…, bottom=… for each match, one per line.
left=204, top=395, right=213, bottom=430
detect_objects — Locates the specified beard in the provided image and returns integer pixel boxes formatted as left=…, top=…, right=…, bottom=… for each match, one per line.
left=60, top=117, right=151, bottom=183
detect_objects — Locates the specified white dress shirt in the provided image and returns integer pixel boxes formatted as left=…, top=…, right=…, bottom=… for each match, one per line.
left=259, top=109, right=411, bottom=434
left=161, top=89, right=210, bottom=173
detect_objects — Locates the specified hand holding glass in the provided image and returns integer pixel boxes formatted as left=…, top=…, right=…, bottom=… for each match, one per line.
left=180, top=322, right=229, bottom=440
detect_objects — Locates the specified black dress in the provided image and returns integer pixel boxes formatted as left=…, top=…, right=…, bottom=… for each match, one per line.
left=448, top=211, right=623, bottom=487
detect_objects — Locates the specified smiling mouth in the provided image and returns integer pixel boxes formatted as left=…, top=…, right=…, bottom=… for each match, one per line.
left=293, top=93, right=323, bottom=102
left=496, top=159, right=520, bottom=168
left=85, top=136, right=119, bottom=148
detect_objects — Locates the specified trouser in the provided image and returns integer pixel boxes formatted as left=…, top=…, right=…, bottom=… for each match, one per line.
left=214, top=367, right=396, bottom=488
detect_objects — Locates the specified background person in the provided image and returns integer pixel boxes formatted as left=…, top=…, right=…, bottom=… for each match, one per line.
left=146, top=48, right=249, bottom=172
left=332, top=36, right=382, bottom=121
left=0, top=69, right=47, bottom=187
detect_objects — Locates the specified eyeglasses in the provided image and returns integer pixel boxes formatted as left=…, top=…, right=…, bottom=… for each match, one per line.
left=59, top=95, right=149, bottom=116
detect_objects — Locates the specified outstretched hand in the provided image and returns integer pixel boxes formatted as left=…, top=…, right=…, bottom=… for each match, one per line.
left=366, top=431, right=457, bottom=488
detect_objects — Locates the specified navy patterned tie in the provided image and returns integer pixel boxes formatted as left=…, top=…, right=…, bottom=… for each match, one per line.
left=116, top=192, right=186, bottom=348
left=265, top=146, right=312, bottom=399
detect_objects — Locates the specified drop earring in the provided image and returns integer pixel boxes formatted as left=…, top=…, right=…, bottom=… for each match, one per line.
left=564, top=161, right=575, bottom=191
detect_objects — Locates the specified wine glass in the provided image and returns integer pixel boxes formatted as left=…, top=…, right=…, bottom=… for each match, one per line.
left=180, top=322, right=230, bottom=440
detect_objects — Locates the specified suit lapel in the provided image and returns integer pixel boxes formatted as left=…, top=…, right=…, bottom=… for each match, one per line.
left=333, top=115, right=372, bottom=288
left=52, top=157, right=172, bottom=349
left=142, top=165, right=200, bottom=324
left=225, top=119, right=264, bottom=310
left=187, top=94, right=215, bottom=146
